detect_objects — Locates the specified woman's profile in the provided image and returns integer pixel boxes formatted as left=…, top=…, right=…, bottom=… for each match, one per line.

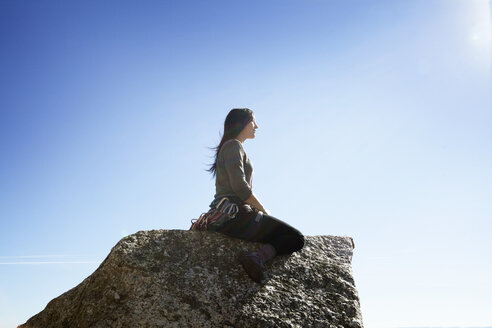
left=194, top=108, right=305, bottom=283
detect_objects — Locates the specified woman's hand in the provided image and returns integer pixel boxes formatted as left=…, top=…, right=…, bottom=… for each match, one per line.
left=245, top=193, right=268, bottom=214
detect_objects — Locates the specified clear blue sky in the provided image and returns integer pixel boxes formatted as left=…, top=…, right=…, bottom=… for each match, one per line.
left=0, top=0, right=491, bottom=327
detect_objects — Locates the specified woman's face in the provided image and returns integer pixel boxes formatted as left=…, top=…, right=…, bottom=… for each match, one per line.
left=239, top=116, right=258, bottom=140
left=244, top=116, right=259, bottom=139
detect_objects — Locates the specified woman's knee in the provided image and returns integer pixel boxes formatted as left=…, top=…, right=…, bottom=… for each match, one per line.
left=292, top=231, right=305, bottom=252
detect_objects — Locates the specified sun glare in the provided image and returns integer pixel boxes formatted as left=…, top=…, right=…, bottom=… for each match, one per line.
left=469, top=21, right=491, bottom=46
left=467, top=0, right=492, bottom=63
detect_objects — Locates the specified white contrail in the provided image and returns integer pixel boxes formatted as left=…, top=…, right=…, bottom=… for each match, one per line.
left=0, top=254, right=101, bottom=264
left=0, top=255, right=74, bottom=259
left=0, top=261, right=100, bottom=265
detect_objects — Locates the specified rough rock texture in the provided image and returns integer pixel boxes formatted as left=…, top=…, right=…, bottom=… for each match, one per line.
left=20, top=230, right=363, bottom=328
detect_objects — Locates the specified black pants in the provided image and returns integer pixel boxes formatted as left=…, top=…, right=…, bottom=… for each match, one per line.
left=214, top=204, right=305, bottom=255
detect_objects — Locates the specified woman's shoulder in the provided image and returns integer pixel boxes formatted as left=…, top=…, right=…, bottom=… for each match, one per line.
left=219, top=139, right=245, bottom=157
left=222, top=139, right=244, bottom=151
left=223, top=138, right=242, bottom=147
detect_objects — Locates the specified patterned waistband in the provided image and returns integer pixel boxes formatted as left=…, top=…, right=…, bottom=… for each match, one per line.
left=210, top=195, right=243, bottom=208
left=208, top=196, right=264, bottom=224
left=210, top=197, right=239, bottom=218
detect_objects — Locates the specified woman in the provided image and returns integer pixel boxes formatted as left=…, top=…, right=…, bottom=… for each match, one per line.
left=206, top=108, right=305, bottom=283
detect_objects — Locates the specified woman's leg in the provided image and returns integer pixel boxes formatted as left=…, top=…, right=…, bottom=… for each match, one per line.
left=215, top=206, right=305, bottom=282
left=250, top=213, right=305, bottom=255
left=215, top=206, right=304, bottom=254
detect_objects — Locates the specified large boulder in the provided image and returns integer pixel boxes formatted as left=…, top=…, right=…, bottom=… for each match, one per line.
left=20, top=229, right=363, bottom=328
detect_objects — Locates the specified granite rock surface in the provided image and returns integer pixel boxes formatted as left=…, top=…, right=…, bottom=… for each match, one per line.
left=20, top=229, right=363, bottom=328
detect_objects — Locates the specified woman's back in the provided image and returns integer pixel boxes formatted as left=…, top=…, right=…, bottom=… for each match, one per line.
left=214, top=139, right=254, bottom=203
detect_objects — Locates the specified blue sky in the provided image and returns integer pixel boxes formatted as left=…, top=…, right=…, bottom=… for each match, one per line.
left=0, top=0, right=491, bottom=327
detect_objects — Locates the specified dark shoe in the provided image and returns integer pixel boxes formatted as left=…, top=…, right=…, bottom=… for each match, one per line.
left=238, top=252, right=265, bottom=283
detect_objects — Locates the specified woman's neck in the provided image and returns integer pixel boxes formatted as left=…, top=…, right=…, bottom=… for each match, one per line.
left=235, top=136, right=246, bottom=144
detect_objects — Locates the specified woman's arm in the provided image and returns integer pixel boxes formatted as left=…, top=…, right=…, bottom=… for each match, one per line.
left=221, top=140, right=269, bottom=214
left=244, top=193, right=269, bottom=214
left=222, top=141, right=254, bottom=201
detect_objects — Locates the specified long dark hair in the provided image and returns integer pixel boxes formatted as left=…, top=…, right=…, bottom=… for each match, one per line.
left=206, top=108, right=254, bottom=178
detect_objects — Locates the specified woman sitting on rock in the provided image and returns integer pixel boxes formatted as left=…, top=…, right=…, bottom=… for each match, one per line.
left=203, top=108, right=305, bottom=283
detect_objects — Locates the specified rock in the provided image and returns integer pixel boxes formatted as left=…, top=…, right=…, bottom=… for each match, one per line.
left=19, top=230, right=363, bottom=328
